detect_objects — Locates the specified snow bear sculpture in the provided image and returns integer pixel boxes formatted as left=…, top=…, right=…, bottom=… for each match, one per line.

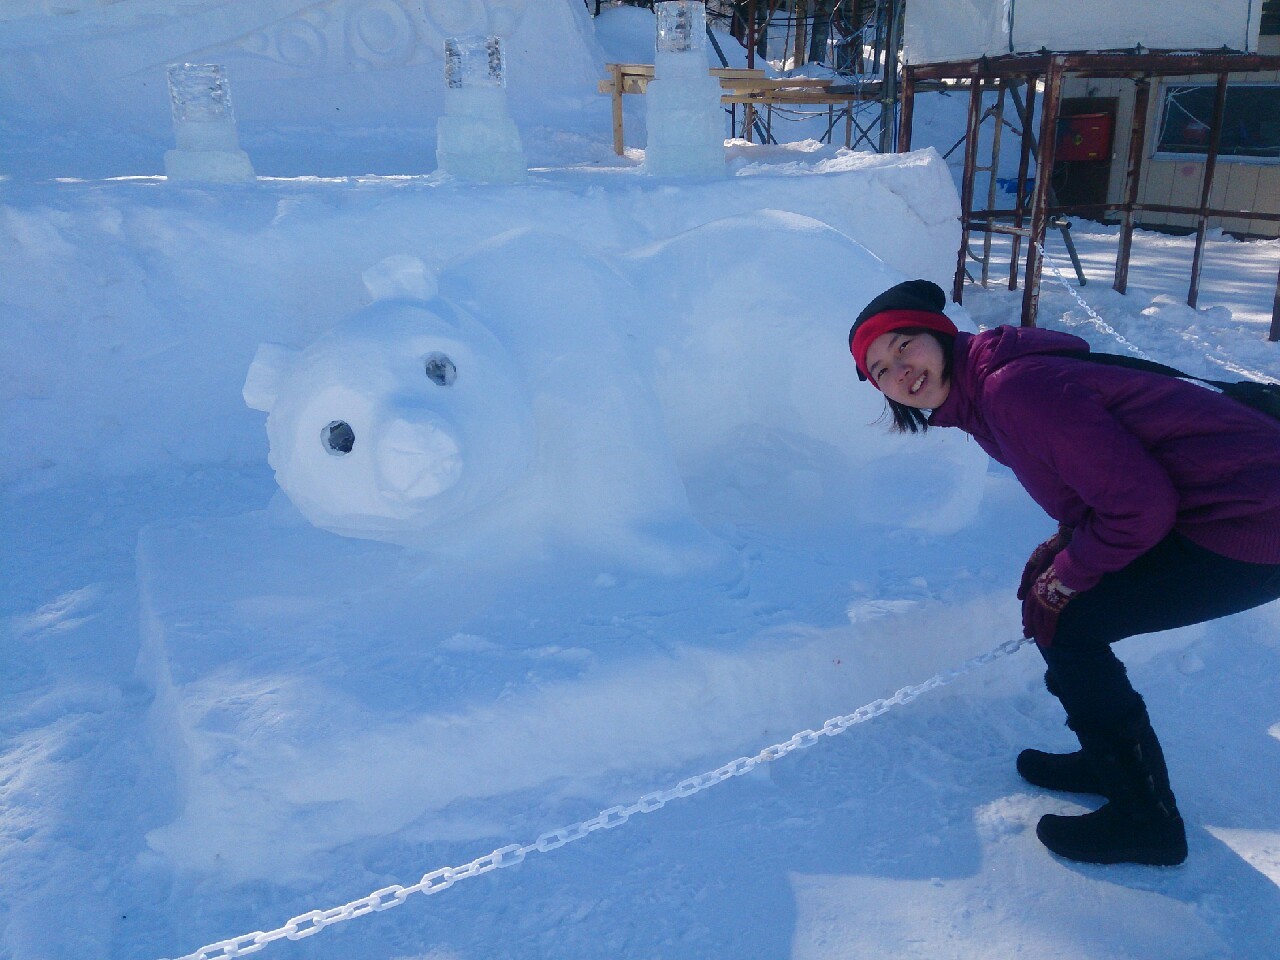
left=245, top=247, right=727, bottom=575
left=243, top=262, right=536, bottom=544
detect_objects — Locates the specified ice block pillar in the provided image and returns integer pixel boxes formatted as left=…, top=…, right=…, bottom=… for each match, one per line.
left=644, top=1, right=725, bottom=179
left=435, top=36, right=527, bottom=184
left=163, top=64, right=256, bottom=184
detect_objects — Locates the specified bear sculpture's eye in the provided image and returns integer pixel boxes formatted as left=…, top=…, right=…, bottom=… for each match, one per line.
left=322, top=420, right=355, bottom=456
left=424, top=352, right=456, bottom=387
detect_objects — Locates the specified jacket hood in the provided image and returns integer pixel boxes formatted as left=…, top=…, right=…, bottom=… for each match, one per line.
left=930, top=325, right=1090, bottom=429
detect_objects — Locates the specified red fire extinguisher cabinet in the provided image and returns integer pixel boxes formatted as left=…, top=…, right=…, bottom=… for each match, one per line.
left=1056, top=113, right=1115, bottom=161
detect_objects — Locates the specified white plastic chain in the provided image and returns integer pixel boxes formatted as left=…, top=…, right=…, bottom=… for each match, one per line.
left=1040, top=238, right=1280, bottom=387
left=162, top=636, right=1030, bottom=960
left=1035, top=239, right=1152, bottom=360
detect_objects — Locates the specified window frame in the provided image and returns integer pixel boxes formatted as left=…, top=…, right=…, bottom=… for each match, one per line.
left=1152, top=81, right=1280, bottom=165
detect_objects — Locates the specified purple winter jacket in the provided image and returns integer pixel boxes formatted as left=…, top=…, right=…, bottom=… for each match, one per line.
left=929, top=326, right=1280, bottom=592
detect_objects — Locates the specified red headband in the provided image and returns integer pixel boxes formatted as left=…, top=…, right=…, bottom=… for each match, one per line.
left=851, top=309, right=959, bottom=386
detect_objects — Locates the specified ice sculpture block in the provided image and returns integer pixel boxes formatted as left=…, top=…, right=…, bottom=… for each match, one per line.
left=435, top=36, right=527, bottom=183
left=164, top=63, right=256, bottom=183
left=644, top=2, right=725, bottom=179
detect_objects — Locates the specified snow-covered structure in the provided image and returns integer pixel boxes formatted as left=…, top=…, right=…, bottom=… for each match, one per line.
left=904, top=0, right=1264, bottom=64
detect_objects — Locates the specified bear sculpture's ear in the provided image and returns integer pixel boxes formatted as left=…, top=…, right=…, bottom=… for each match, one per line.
left=243, top=342, right=299, bottom=412
left=362, top=254, right=437, bottom=303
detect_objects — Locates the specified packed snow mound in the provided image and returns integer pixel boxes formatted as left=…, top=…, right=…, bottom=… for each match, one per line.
left=245, top=211, right=987, bottom=559
left=135, top=507, right=1026, bottom=884
left=622, top=210, right=987, bottom=535
left=3, top=150, right=960, bottom=490
left=594, top=3, right=664, bottom=66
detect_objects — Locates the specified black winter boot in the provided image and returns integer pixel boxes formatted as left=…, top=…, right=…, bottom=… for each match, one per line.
left=1017, top=747, right=1103, bottom=794
left=1017, top=670, right=1105, bottom=795
left=1036, top=709, right=1187, bottom=866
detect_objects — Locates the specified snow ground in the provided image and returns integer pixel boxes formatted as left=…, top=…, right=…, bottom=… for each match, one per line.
left=4, top=4, right=1280, bottom=960
left=5, top=202, right=1279, bottom=960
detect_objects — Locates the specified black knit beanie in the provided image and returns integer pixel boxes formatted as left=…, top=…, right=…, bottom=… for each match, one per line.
left=850, top=279, right=948, bottom=338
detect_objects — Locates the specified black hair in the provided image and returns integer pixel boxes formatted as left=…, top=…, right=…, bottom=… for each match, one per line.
left=877, top=328, right=955, bottom=434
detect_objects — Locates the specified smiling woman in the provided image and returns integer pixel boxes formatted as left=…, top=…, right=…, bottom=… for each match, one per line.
left=847, top=278, right=957, bottom=432
left=847, top=278, right=1280, bottom=869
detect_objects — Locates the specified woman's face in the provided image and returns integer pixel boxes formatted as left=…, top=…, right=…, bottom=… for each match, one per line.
left=864, top=330, right=951, bottom=409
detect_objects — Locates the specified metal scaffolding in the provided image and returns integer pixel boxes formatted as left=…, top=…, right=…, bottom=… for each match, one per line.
left=900, top=51, right=1280, bottom=340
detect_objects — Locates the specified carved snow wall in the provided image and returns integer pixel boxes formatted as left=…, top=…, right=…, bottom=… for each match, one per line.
left=0, top=0, right=605, bottom=145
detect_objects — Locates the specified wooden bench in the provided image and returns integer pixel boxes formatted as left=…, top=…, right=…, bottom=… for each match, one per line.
left=600, top=62, right=863, bottom=154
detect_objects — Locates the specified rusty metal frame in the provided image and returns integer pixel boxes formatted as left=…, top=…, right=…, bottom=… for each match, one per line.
left=903, top=50, right=1280, bottom=339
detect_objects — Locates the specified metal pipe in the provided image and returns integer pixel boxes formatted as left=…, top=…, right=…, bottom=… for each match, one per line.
left=954, top=71, right=986, bottom=303
left=793, top=0, right=808, bottom=70
left=898, top=65, right=915, bottom=151
left=982, top=80, right=1008, bottom=287
left=1114, top=75, right=1151, bottom=295
left=1009, top=76, right=1037, bottom=290
left=1271, top=259, right=1280, bottom=342
left=906, top=51, right=1280, bottom=82
left=1022, top=57, right=1064, bottom=327
left=878, top=0, right=902, bottom=153
left=1188, top=73, right=1228, bottom=309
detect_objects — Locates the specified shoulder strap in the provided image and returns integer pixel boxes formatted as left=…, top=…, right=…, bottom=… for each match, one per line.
left=1053, top=349, right=1237, bottom=392
left=1054, top=349, right=1280, bottom=422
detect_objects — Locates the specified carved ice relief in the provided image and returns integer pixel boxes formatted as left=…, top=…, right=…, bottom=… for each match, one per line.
left=177, top=0, right=530, bottom=76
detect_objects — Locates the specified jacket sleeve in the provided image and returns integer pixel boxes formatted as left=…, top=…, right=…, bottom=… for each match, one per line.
left=984, top=367, right=1178, bottom=593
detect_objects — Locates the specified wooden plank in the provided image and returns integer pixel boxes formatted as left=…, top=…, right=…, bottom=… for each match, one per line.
left=720, top=93, right=859, bottom=105
left=1218, top=161, right=1259, bottom=235
left=1164, top=160, right=1204, bottom=230
left=605, top=64, right=768, bottom=81
left=1253, top=166, right=1280, bottom=237
left=602, top=62, right=831, bottom=153
left=710, top=68, right=768, bottom=79
left=610, top=62, right=625, bottom=156
left=1141, top=158, right=1177, bottom=230
left=720, top=78, right=832, bottom=90
left=603, top=65, right=776, bottom=98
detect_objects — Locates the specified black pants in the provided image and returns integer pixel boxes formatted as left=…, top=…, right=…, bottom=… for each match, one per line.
left=1040, top=532, right=1280, bottom=732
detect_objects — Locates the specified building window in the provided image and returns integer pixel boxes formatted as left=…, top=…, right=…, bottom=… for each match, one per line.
left=1262, top=0, right=1279, bottom=36
left=1155, top=83, right=1280, bottom=162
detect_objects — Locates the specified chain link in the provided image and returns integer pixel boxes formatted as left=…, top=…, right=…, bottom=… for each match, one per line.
left=1036, top=239, right=1152, bottom=360
left=161, top=636, right=1030, bottom=960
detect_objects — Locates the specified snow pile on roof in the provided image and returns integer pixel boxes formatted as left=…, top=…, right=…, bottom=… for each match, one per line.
left=904, top=0, right=1263, bottom=63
